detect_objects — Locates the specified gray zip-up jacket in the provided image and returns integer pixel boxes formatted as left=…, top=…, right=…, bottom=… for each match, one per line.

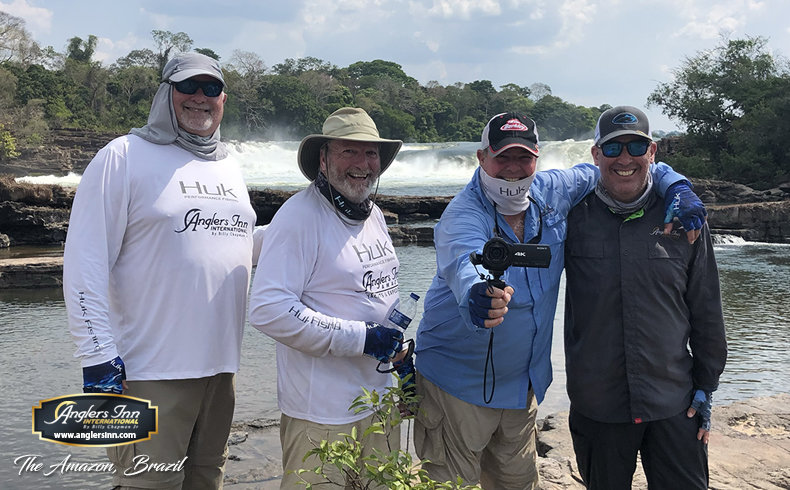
left=563, top=192, right=727, bottom=424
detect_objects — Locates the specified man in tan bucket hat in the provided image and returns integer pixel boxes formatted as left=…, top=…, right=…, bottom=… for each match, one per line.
left=248, top=107, right=414, bottom=488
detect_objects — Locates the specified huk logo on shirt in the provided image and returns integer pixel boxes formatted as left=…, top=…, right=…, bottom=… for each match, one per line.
left=174, top=208, right=249, bottom=237
left=352, top=239, right=394, bottom=263
left=179, top=180, right=238, bottom=201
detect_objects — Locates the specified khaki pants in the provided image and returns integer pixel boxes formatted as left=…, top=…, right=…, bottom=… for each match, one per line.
left=414, top=371, right=539, bottom=489
left=108, top=373, right=235, bottom=490
left=279, top=412, right=401, bottom=489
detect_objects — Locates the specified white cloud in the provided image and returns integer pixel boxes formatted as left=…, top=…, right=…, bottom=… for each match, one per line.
left=510, top=0, right=596, bottom=55
left=667, top=0, right=766, bottom=40
left=0, top=0, right=53, bottom=34
left=93, top=34, right=141, bottom=64
left=420, top=0, right=503, bottom=19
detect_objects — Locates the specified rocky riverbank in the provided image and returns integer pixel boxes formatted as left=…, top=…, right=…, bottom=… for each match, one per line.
left=221, top=393, right=790, bottom=489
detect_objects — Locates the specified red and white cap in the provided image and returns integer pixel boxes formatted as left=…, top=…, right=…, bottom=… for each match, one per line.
left=481, top=112, right=539, bottom=157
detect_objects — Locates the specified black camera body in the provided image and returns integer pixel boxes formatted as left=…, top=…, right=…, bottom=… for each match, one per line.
left=470, top=237, right=551, bottom=277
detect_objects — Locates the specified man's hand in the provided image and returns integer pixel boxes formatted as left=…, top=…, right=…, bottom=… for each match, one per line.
left=686, top=389, right=713, bottom=444
left=468, top=282, right=514, bottom=328
left=83, top=356, right=126, bottom=394
left=663, top=181, right=707, bottom=244
left=363, top=322, right=404, bottom=362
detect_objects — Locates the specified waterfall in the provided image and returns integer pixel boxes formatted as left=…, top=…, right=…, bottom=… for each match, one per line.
left=17, top=139, right=597, bottom=196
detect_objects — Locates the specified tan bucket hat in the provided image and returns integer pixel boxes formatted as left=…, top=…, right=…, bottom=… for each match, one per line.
left=297, top=107, right=403, bottom=181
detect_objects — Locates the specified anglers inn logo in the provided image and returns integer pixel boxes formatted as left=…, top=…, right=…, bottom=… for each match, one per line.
left=33, top=394, right=157, bottom=447
left=174, top=208, right=250, bottom=236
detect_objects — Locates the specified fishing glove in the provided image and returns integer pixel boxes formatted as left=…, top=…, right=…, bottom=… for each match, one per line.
left=468, top=281, right=494, bottom=328
left=363, top=322, right=404, bottom=362
left=83, top=356, right=126, bottom=394
left=664, top=181, right=707, bottom=231
left=689, top=389, right=713, bottom=431
left=393, top=352, right=417, bottom=416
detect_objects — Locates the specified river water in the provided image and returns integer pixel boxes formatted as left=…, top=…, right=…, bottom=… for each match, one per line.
left=3, top=141, right=789, bottom=488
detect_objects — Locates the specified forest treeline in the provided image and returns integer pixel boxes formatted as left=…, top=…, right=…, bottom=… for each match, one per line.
left=1, top=11, right=788, bottom=189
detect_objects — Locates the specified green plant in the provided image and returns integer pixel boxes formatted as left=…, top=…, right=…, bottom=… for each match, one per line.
left=296, top=373, right=480, bottom=490
left=0, top=124, right=20, bottom=159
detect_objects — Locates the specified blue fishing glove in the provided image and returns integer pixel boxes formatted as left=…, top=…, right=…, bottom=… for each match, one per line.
left=664, top=181, right=707, bottom=231
left=83, top=356, right=126, bottom=394
left=468, top=281, right=494, bottom=328
left=393, top=352, right=417, bottom=416
left=688, top=389, right=713, bottom=431
left=393, top=352, right=416, bottom=393
left=363, top=322, right=404, bottom=362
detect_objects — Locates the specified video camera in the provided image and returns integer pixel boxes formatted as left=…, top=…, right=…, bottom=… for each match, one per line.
left=470, top=237, right=551, bottom=288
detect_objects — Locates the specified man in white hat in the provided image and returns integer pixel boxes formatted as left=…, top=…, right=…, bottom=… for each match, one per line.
left=248, top=107, right=410, bottom=488
left=64, top=51, right=258, bottom=489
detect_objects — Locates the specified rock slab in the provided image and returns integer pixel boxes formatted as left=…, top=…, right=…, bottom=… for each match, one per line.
left=222, top=394, right=790, bottom=489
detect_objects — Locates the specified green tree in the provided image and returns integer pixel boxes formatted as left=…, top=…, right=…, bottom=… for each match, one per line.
left=194, top=47, right=220, bottom=60
left=115, top=49, right=158, bottom=69
left=273, top=56, right=338, bottom=77
left=648, top=35, right=790, bottom=187
left=491, top=83, right=535, bottom=116
left=258, top=75, right=325, bottom=138
left=151, top=30, right=193, bottom=74
left=223, top=50, right=271, bottom=139
left=0, top=11, right=42, bottom=65
left=531, top=96, right=597, bottom=140
left=66, top=35, right=97, bottom=63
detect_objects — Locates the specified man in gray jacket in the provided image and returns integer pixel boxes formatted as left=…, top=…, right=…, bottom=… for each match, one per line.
left=563, top=106, right=727, bottom=489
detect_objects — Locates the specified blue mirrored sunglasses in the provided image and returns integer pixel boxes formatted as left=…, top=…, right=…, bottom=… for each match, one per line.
left=166, top=79, right=224, bottom=97
left=599, top=140, right=650, bottom=158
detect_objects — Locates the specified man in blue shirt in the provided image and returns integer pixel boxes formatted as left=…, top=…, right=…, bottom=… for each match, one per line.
left=413, top=112, right=707, bottom=488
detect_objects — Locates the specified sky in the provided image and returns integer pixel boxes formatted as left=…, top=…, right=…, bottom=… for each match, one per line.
left=2, top=0, right=790, bottom=132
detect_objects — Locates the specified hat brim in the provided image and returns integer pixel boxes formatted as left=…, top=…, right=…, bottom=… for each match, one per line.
left=169, top=69, right=224, bottom=84
left=489, top=137, right=539, bottom=157
left=297, top=134, right=403, bottom=181
left=596, top=130, right=652, bottom=145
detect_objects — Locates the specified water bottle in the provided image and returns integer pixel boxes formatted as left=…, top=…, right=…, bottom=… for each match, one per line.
left=387, top=292, right=420, bottom=332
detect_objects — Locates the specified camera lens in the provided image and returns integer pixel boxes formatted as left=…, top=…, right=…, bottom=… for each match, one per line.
left=482, top=238, right=510, bottom=269
left=489, top=245, right=506, bottom=260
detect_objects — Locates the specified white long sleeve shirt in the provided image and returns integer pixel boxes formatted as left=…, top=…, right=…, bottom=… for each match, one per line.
left=248, top=184, right=400, bottom=424
left=63, top=135, right=256, bottom=380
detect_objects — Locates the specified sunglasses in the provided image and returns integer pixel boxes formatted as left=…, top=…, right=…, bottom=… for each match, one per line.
left=166, top=79, right=224, bottom=97
left=599, top=140, right=650, bottom=158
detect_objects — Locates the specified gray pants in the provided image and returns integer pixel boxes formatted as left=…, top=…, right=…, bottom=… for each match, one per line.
left=109, top=373, right=235, bottom=489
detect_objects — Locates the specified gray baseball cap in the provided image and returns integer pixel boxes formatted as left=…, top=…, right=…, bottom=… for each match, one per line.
left=594, top=106, right=652, bottom=145
left=162, top=52, right=224, bottom=84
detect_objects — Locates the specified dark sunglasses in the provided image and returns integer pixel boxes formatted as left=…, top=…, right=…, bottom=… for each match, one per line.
left=166, top=79, right=224, bottom=97
left=599, top=140, right=650, bottom=158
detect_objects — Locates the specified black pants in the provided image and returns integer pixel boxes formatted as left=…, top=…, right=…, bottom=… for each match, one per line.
left=569, top=407, right=708, bottom=490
